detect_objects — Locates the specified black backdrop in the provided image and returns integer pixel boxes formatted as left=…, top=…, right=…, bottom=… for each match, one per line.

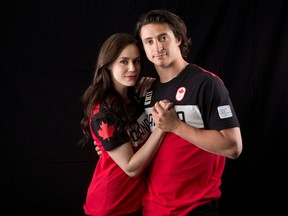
left=2, top=0, right=288, bottom=215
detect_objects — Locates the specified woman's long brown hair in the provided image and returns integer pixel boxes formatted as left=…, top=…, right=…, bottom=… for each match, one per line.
left=79, top=33, right=140, bottom=147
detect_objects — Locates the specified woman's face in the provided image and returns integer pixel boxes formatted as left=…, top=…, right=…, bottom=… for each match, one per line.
left=109, top=44, right=141, bottom=93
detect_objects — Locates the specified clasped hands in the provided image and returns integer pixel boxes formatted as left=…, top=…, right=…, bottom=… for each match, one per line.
left=94, top=99, right=179, bottom=156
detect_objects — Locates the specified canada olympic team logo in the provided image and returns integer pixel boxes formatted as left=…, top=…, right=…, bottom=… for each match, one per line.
left=175, top=87, right=186, bottom=101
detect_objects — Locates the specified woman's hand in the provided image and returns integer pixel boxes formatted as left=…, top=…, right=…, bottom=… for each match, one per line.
left=94, top=141, right=102, bottom=156
left=134, top=77, right=156, bottom=97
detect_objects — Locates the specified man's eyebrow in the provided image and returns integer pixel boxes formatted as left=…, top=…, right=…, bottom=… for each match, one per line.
left=158, top=33, right=168, bottom=37
left=142, top=36, right=153, bottom=41
left=143, top=33, right=167, bottom=41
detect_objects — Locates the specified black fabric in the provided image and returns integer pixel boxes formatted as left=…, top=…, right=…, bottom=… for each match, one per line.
left=3, top=0, right=288, bottom=215
left=188, top=200, right=219, bottom=216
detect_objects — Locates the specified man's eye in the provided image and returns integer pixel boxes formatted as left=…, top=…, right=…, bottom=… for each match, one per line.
left=159, top=35, right=166, bottom=41
left=145, top=40, right=153, bottom=45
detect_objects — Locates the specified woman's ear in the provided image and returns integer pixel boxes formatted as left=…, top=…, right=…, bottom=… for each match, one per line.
left=176, top=37, right=182, bottom=46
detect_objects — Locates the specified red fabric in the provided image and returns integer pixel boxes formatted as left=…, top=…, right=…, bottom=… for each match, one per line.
left=142, top=133, right=225, bottom=216
left=83, top=104, right=147, bottom=216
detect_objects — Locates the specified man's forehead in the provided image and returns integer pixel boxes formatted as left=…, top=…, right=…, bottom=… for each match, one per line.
left=140, top=23, right=171, bottom=39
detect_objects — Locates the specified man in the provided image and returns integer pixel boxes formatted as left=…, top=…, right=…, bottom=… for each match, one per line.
left=134, top=9, right=242, bottom=216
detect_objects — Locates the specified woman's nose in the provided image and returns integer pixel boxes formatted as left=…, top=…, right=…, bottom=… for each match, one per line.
left=128, top=63, right=136, bottom=72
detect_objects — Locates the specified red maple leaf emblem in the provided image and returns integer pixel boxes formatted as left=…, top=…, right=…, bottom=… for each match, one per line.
left=97, top=122, right=115, bottom=141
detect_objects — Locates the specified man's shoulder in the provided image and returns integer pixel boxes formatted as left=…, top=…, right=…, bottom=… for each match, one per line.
left=190, top=64, right=223, bottom=83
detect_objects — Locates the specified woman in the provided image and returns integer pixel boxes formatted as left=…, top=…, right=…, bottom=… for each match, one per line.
left=79, top=33, right=170, bottom=216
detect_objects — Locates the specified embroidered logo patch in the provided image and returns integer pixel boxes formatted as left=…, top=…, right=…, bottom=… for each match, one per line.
left=144, top=91, right=153, bottom=105
left=217, top=105, right=233, bottom=119
left=176, top=87, right=186, bottom=101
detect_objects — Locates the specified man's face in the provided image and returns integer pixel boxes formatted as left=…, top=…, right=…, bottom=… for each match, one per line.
left=140, top=23, right=181, bottom=67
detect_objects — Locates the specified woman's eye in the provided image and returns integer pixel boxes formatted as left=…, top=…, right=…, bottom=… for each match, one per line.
left=134, top=59, right=141, bottom=64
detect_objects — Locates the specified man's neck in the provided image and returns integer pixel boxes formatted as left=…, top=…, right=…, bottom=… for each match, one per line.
left=156, top=59, right=189, bottom=83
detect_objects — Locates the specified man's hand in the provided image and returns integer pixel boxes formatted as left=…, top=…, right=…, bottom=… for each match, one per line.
left=152, top=100, right=180, bottom=132
left=158, top=100, right=173, bottom=110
